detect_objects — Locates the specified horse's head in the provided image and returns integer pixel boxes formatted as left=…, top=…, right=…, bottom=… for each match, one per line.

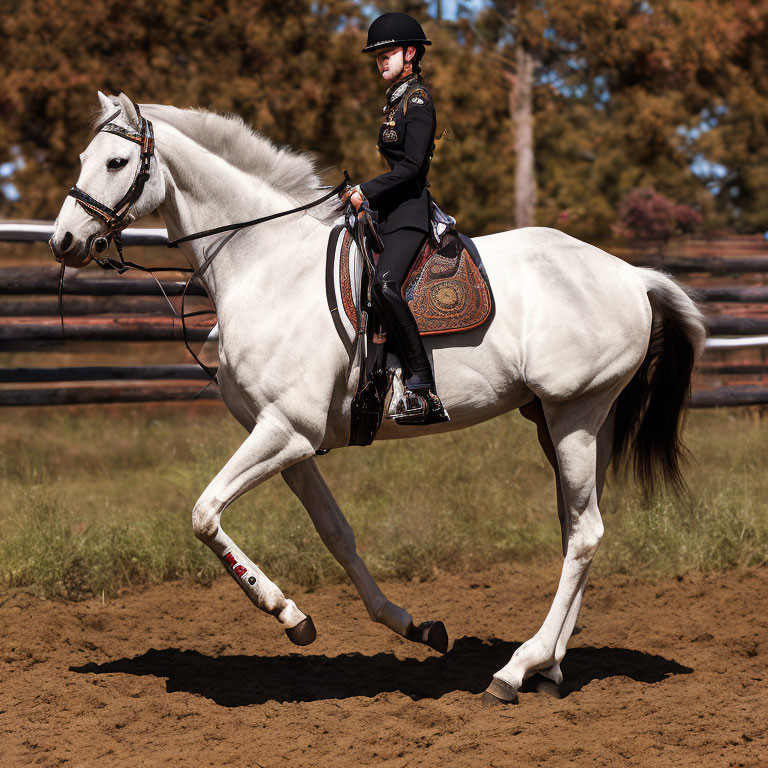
left=49, top=92, right=165, bottom=267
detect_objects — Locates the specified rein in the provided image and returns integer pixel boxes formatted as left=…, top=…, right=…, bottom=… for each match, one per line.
left=166, top=172, right=350, bottom=247
left=64, top=105, right=351, bottom=382
left=170, top=173, right=350, bottom=380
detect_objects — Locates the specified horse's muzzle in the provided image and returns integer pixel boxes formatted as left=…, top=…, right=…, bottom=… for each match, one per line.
left=48, top=233, right=97, bottom=268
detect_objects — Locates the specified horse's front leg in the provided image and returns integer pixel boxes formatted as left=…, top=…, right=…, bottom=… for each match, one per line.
left=282, top=458, right=449, bottom=653
left=192, top=416, right=318, bottom=645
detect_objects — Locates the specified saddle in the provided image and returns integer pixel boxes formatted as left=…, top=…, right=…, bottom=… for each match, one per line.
left=325, top=201, right=494, bottom=446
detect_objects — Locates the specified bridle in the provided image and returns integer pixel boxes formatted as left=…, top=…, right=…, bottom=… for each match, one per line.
left=67, top=103, right=156, bottom=268
left=59, top=102, right=351, bottom=383
left=65, top=103, right=349, bottom=266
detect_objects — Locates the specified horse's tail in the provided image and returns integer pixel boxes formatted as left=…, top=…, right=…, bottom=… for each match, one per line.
left=612, top=269, right=707, bottom=496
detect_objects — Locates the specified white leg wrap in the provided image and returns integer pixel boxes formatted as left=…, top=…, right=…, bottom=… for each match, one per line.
left=212, top=529, right=306, bottom=628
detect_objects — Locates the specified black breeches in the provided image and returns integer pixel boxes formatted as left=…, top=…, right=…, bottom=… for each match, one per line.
left=371, top=227, right=432, bottom=382
left=372, top=227, right=426, bottom=327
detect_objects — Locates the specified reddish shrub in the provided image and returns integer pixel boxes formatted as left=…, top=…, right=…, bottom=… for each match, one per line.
left=613, top=187, right=702, bottom=242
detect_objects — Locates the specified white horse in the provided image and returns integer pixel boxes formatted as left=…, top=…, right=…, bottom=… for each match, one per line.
left=50, top=92, right=706, bottom=705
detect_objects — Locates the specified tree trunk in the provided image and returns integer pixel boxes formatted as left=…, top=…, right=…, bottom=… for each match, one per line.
left=513, top=43, right=536, bottom=228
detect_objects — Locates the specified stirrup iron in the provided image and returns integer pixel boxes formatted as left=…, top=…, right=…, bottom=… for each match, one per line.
left=388, top=387, right=450, bottom=425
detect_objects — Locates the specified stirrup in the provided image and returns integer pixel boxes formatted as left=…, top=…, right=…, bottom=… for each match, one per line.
left=388, top=386, right=450, bottom=426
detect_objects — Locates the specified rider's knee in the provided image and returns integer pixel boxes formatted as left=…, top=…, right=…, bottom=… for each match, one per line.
left=371, top=273, right=386, bottom=296
left=192, top=495, right=225, bottom=542
left=373, top=278, right=401, bottom=307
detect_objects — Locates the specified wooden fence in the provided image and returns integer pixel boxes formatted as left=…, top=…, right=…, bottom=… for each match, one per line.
left=0, top=221, right=218, bottom=404
left=2, top=222, right=768, bottom=407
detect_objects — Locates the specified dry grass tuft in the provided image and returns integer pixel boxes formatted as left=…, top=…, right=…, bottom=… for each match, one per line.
left=0, top=405, right=765, bottom=598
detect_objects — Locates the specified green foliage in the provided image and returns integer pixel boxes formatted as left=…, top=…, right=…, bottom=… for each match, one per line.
left=0, top=406, right=765, bottom=599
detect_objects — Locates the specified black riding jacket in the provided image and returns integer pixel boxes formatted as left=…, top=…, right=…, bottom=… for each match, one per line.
left=360, top=74, right=436, bottom=235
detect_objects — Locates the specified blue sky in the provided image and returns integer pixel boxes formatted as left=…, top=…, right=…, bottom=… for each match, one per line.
left=0, top=155, right=22, bottom=203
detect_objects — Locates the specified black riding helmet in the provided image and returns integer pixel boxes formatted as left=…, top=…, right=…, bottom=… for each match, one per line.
left=362, top=12, right=431, bottom=53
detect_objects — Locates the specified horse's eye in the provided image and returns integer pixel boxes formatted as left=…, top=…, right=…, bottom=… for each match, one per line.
left=107, top=157, right=129, bottom=170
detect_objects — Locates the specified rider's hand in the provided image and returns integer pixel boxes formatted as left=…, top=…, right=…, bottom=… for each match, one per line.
left=340, top=186, right=364, bottom=211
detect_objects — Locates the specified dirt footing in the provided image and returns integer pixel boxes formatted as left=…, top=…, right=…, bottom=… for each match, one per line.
left=1, top=564, right=765, bottom=767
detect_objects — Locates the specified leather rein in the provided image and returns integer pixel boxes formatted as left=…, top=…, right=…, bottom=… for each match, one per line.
left=64, top=104, right=350, bottom=382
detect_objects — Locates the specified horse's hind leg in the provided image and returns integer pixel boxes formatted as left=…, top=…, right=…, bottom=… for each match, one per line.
left=520, top=402, right=616, bottom=696
left=282, top=458, right=449, bottom=653
left=548, top=405, right=615, bottom=675
left=485, top=393, right=614, bottom=704
left=520, top=398, right=567, bottom=555
left=192, top=419, right=318, bottom=645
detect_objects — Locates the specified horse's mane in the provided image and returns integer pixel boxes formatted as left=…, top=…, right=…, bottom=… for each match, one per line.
left=137, top=104, right=339, bottom=222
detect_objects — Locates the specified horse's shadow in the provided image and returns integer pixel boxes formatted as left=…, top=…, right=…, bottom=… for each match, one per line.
left=69, top=636, right=692, bottom=707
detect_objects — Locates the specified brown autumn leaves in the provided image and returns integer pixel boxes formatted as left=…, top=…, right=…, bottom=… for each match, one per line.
left=0, top=0, right=766, bottom=241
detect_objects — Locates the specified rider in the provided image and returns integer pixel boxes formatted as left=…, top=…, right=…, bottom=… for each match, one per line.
left=342, top=12, right=449, bottom=426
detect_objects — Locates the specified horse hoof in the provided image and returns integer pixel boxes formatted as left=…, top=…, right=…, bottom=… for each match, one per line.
left=423, top=620, right=449, bottom=654
left=482, top=677, right=519, bottom=707
left=407, top=620, right=449, bottom=654
left=481, top=691, right=507, bottom=707
left=531, top=673, right=562, bottom=699
left=285, top=616, right=316, bottom=646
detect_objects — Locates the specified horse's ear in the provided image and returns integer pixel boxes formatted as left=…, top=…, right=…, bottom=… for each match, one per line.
left=97, top=91, right=116, bottom=116
left=117, top=93, right=140, bottom=129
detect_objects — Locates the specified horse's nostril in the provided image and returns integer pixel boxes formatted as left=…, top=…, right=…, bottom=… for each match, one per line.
left=61, top=231, right=73, bottom=251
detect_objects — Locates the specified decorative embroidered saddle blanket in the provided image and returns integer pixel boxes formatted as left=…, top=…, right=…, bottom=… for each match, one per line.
left=325, top=224, right=494, bottom=345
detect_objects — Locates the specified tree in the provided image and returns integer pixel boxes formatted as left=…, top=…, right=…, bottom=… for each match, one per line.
left=0, top=0, right=372, bottom=217
left=2, top=0, right=767, bottom=238
left=690, top=2, right=768, bottom=231
left=469, top=0, right=768, bottom=239
left=472, top=0, right=539, bottom=229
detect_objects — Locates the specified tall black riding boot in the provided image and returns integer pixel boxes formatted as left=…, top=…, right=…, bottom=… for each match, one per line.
left=375, top=280, right=449, bottom=425
left=390, top=319, right=450, bottom=425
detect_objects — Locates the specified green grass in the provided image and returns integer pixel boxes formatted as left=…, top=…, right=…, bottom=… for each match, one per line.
left=0, top=405, right=766, bottom=599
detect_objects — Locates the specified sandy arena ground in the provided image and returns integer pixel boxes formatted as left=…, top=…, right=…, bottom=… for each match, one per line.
left=1, top=564, right=765, bottom=767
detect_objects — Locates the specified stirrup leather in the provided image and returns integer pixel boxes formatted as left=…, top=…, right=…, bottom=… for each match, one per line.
left=388, top=387, right=450, bottom=425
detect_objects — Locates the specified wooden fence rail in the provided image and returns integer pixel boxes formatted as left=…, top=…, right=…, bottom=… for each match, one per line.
left=0, top=316, right=214, bottom=345
left=643, top=256, right=768, bottom=274
left=699, top=286, right=768, bottom=303
left=4, top=222, right=768, bottom=407
left=698, top=363, right=768, bottom=376
left=0, top=296, right=177, bottom=316
left=0, top=267, right=205, bottom=296
left=0, top=365, right=210, bottom=383
left=0, top=221, right=169, bottom=246
left=706, top=316, right=768, bottom=335
left=0, top=385, right=220, bottom=407
left=691, top=387, right=768, bottom=408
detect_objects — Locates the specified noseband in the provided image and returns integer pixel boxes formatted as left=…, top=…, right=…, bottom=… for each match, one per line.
left=68, top=103, right=155, bottom=262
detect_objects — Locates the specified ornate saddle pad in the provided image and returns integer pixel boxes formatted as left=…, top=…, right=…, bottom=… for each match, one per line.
left=402, top=232, right=493, bottom=335
left=325, top=225, right=493, bottom=345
